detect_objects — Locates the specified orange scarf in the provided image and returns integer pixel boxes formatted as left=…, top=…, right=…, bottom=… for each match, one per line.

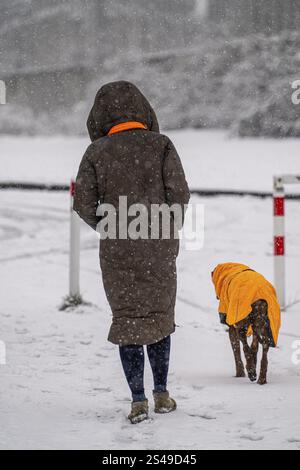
left=108, top=121, right=147, bottom=136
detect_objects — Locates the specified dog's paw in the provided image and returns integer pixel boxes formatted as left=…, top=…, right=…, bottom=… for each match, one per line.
left=257, top=377, right=267, bottom=386
left=236, top=370, right=246, bottom=378
left=248, top=369, right=257, bottom=382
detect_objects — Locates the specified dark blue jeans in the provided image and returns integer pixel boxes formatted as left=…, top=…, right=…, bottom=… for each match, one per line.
left=119, top=336, right=171, bottom=402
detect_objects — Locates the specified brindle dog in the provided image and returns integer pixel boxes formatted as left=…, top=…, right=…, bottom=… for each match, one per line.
left=223, top=300, right=273, bottom=385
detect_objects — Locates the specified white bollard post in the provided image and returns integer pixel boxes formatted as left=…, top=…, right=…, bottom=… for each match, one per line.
left=69, top=180, right=81, bottom=299
left=0, top=80, right=6, bottom=105
left=0, top=340, right=6, bottom=365
left=273, top=177, right=286, bottom=310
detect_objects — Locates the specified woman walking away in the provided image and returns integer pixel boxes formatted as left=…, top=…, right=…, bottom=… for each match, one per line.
left=74, top=81, right=190, bottom=424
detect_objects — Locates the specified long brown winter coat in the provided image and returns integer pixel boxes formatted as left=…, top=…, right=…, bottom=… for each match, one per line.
left=74, top=81, right=190, bottom=346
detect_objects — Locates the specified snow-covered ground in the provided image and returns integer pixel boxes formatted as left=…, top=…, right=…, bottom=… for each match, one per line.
left=1, top=130, right=300, bottom=192
left=0, top=131, right=300, bottom=450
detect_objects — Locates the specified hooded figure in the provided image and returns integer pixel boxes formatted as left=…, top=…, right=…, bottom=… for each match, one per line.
left=74, top=81, right=190, bottom=347
left=212, top=263, right=281, bottom=347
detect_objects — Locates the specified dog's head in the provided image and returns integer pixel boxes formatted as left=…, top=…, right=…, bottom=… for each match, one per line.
left=212, top=263, right=251, bottom=300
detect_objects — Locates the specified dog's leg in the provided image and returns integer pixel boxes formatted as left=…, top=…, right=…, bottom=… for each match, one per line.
left=238, top=326, right=257, bottom=383
left=251, top=334, right=259, bottom=369
left=251, top=300, right=270, bottom=385
left=258, top=343, right=269, bottom=385
left=229, top=326, right=245, bottom=377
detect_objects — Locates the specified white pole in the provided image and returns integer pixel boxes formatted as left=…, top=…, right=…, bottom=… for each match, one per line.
left=69, top=180, right=81, bottom=299
left=0, top=80, right=6, bottom=105
left=273, top=177, right=285, bottom=309
left=280, top=175, right=300, bottom=185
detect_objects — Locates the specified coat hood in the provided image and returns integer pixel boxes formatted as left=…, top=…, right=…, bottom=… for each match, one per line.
left=87, top=81, right=160, bottom=141
left=212, top=263, right=250, bottom=300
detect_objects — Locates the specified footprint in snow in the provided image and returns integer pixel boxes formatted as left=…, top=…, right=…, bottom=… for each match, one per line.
left=76, top=408, right=121, bottom=422
left=287, top=438, right=300, bottom=444
left=176, top=396, right=190, bottom=402
left=15, top=328, right=29, bottom=335
left=15, top=383, right=29, bottom=390
left=95, top=353, right=108, bottom=358
left=191, top=384, right=205, bottom=391
left=240, top=434, right=264, bottom=442
left=115, top=432, right=140, bottom=445
left=96, top=411, right=122, bottom=423
left=92, top=387, right=112, bottom=393
left=188, top=413, right=216, bottom=420
left=0, top=312, right=11, bottom=318
left=263, top=427, right=279, bottom=433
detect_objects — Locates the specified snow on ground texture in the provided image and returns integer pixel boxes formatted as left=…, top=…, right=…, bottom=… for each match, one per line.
left=0, top=131, right=300, bottom=449
left=1, top=130, right=300, bottom=192
left=0, top=188, right=300, bottom=450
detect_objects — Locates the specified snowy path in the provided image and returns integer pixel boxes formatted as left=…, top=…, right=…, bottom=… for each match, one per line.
left=1, top=190, right=300, bottom=450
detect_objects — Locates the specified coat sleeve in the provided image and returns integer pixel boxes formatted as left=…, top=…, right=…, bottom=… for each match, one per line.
left=73, top=145, right=101, bottom=231
left=163, top=139, right=190, bottom=224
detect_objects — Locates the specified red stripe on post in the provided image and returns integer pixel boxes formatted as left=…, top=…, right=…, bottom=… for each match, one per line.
left=274, top=236, right=285, bottom=256
left=274, top=197, right=285, bottom=217
left=70, top=180, right=76, bottom=197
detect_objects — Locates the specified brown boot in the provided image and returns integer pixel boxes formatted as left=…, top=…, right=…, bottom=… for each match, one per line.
left=128, top=400, right=149, bottom=424
left=153, top=391, right=177, bottom=414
